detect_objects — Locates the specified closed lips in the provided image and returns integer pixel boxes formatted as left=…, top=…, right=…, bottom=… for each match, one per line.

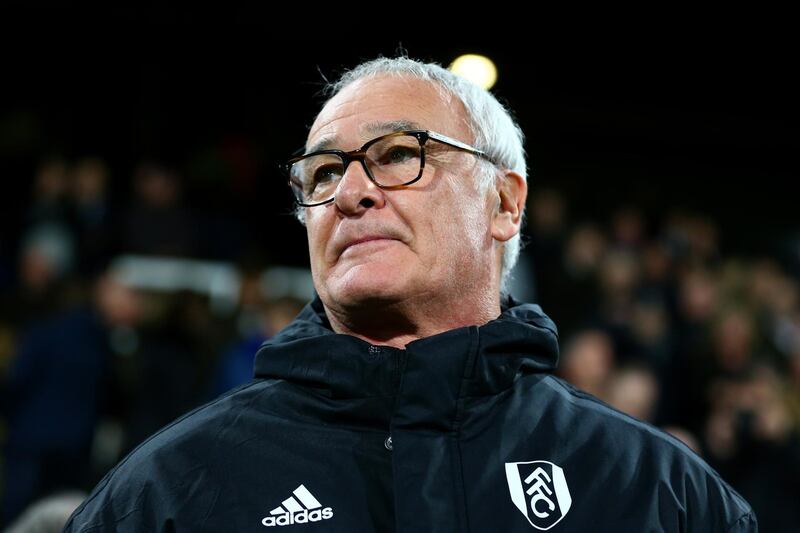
left=347, top=236, right=396, bottom=248
left=338, top=235, right=402, bottom=257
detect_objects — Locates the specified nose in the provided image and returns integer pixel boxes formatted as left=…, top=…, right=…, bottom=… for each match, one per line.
left=333, top=157, right=386, bottom=215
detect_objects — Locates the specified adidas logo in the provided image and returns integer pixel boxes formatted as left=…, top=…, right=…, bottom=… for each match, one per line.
left=261, top=484, right=333, bottom=527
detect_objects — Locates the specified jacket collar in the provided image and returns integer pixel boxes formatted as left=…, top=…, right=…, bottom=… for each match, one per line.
left=253, top=294, right=559, bottom=399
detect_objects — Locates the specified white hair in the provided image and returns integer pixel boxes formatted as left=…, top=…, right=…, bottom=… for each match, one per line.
left=297, top=56, right=528, bottom=293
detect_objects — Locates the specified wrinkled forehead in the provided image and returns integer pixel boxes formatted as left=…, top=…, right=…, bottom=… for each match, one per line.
left=306, top=75, right=472, bottom=153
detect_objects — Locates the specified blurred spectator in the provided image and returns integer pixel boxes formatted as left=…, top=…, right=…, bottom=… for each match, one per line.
left=564, top=223, right=607, bottom=278
left=747, top=259, right=789, bottom=316
left=591, top=248, right=643, bottom=360
left=627, top=293, right=681, bottom=424
left=598, top=248, right=642, bottom=312
left=208, top=268, right=268, bottom=398
left=18, top=226, right=74, bottom=295
left=710, top=305, right=761, bottom=376
left=122, top=162, right=196, bottom=256
left=678, top=266, right=720, bottom=324
left=4, top=491, right=86, bottom=533
left=629, top=294, right=672, bottom=369
left=27, top=158, right=71, bottom=227
left=209, top=266, right=304, bottom=398
left=12, top=224, right=76, bottom=325
left=704, top=365, right=800, bottom=531
left=663, top=211, right=721, bottom=268
left=610, top=206, right=646, bottom=252
left=0, top=273, right=141, bottom=527
left=606, top=364, right=660, bottom=423
left=637, top=240, right=676, bottom=318
left=542, top=221, right=606, bottom=335
left=526, top=188, right=571, bottom=322
left=748, top=261, right=800, bottom=366
left=69, top=157, right=115, bottom=278
left=117, top=289, right=222, bottom=456
left=558, top=329, right=615, bottom=400
left=669, top=266, right=722, bottom=432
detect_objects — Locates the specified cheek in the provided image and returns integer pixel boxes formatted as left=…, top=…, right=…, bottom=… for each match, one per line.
left=306, top=215, right=333, bottom=267
left=424, top=199, right=493, bottom=274
left=450, top=192, right=494, bottom=251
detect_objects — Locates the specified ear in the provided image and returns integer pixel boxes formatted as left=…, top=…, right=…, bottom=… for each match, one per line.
left=491, top=170, right=527, bottom=242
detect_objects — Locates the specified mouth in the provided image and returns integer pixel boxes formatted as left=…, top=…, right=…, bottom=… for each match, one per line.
left=341, top=236, right=400, bottom=256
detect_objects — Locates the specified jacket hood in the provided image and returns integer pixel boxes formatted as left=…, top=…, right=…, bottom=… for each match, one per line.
left=253, top=294, right=559, bottom=399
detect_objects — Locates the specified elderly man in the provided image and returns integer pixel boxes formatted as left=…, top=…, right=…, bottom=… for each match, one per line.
left=65, top=57, right=756, bottom=532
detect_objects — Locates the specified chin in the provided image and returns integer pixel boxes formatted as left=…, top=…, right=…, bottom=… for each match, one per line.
left=328, top=264, right=412, bottom=306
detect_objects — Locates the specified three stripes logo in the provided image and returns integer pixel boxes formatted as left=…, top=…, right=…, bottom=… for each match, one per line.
left=261, top=484, right=333, bottom=527
left=505, top=460, right=572, bottom=530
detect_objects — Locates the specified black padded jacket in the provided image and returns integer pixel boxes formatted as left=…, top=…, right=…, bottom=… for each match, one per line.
left=64, top=295, right=757, bottom=532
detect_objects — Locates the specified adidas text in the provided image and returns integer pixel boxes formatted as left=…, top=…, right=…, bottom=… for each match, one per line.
left=262, top=508, right=333, bottom=527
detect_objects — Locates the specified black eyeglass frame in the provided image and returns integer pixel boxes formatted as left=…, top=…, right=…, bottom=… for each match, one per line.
left=286, top=129, right=494, bottom=207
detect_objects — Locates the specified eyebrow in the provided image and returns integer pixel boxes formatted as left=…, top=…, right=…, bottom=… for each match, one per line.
left=362, top=119, right=423, bottom=136
left=305, top=120, right=424, bottom=154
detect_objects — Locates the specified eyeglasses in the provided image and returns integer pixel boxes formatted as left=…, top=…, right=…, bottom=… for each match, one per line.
left=286, top=129, right=493, bottom=207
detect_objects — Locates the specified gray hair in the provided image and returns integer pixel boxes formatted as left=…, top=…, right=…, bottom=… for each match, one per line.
left=297, top=56, right=528, bottom=293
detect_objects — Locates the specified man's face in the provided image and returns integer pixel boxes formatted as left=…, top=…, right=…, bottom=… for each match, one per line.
left=304, top=75, right=500, bottom=314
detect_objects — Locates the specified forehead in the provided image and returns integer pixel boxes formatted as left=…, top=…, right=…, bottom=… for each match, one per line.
left=306, top=75, right=472, bottom=152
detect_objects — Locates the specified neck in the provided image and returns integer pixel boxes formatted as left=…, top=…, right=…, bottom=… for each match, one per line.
left=321, top=289, right=502, bottom=349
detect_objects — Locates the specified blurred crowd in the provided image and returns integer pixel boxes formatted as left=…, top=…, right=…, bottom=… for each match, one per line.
left=0, top=157, right=798, bottom=531
left=0, top=156, right=306, bottom=530
left=527, top=189, right=800, bottom=531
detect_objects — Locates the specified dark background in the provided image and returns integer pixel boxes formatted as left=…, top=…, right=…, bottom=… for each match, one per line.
left=2, top=19, right=798, bottom=265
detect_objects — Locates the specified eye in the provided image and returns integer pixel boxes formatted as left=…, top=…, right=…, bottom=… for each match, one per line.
left=382, top=145, right=420, bottom=164
left=312, top=163, right=343, bottom=185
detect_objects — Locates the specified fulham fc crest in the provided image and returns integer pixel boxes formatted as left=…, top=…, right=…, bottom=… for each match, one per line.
left=505, top=460, right=572, bottom=530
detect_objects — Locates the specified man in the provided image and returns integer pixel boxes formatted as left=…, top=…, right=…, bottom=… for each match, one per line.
left=65, top=57, right=757, bottom=531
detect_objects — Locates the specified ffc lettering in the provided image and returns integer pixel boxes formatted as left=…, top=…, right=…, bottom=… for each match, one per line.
left=505, top=461, right=572, bottom=530
left=525, top=467, right=556, bottom=519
